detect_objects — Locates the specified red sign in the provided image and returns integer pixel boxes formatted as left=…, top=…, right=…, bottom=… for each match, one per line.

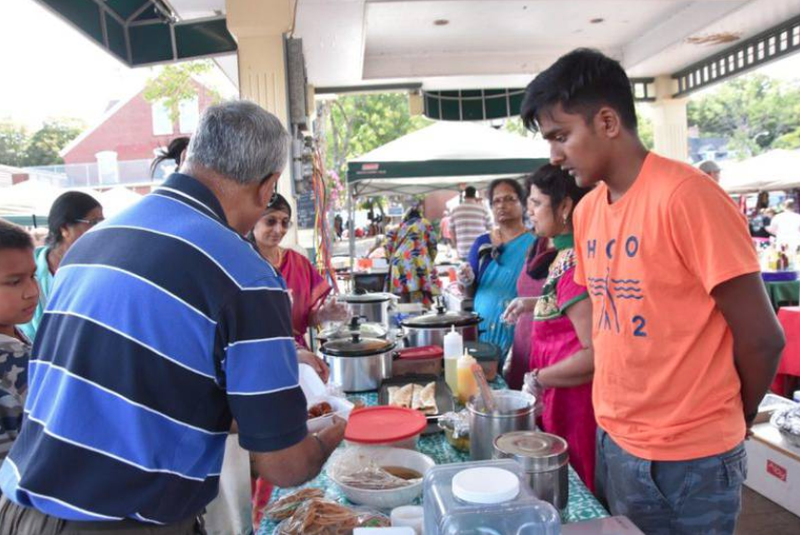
left=361, top=163, right=380, bottom=171
left=767, top=460, right=787, bottom=482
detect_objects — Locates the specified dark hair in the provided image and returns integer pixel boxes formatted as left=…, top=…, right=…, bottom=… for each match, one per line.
left=488, top=178, right=525, bottom=205
left=46, top=191, right=102, bottom=246
left=151, top=136, right=190, bottom=177
left=525, top=164, right=592, bottom=223
left=404, top=206, right=422, bottom=222
left=0, top=219, right=33, bottom=251
left=265, top=192, right=292, bottom=219
left=520, top=48, right=637, bottom=133
left=464, top=186, right=477, bottom=199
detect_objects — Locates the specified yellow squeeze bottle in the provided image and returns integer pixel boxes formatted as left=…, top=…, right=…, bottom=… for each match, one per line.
left=457, top=353, right=478, bottom=404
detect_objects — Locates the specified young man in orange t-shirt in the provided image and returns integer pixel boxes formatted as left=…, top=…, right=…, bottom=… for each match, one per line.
left=520, top=49, right=784, bottom=534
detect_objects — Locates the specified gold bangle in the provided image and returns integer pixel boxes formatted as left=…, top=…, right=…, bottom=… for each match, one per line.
left=312, top=432, right=327, bottom=457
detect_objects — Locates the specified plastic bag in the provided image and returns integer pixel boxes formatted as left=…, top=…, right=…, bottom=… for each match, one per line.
left=327, top=447, right=420, bottom=490
left=274, top=498, right=389, bottom=535
left=438, top=409, right=470, bottom=439
left=771, top=404, right=800, bottom=435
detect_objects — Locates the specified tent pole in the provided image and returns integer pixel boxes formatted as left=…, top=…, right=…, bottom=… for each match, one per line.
left=348, top=183, right=355, bottom=279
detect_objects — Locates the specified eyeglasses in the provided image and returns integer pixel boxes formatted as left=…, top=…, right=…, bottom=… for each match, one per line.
left=264, top=217, right=292, bottom=229
left=491, top=195, right=520, bottom=207
left=75, top=218, right=105, bottom=227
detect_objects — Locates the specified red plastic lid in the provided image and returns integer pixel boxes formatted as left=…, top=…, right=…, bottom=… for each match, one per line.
left=345, top=406, right=427, bottom=444
left=398, top=345, right=444, bottom=361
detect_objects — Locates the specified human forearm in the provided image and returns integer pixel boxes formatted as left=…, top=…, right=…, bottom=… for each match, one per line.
left=537, top=348, right=594, bottom=388
left=251, top=421, right=344, bottom=487
left=734, top=338, right=784, bottom=422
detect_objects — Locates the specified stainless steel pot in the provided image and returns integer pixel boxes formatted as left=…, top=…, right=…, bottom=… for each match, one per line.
left=467, top=390, right=537, bottom=461
left=493, top=431, right=569, bottom=511
left=400, top=305, right=480, bottom=347
left=340, top=292, right=394, bottom=326
left=316, top=316, right=389, bottom=346
left=320, top=333, right=396, bottom=392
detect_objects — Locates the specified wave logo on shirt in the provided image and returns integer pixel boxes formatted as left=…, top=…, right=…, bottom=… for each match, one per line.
left=586, top=236, right=647, bottom=336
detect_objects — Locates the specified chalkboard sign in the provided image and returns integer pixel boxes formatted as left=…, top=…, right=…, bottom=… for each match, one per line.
left=296, top=191, right=316, bottom=229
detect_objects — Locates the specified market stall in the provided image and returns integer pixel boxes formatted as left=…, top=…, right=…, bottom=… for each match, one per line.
left=719, top=149, right=800, bottom=195
left=257, top=379, right=608, bottom=534
left=344, top=121, right=549, bottom=262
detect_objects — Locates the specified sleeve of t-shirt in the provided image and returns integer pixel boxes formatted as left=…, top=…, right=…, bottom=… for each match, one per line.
left=557, top=266, right=589, bottom=313
left=218, top=277, right=308, bottom=452
left=572, top=206, right=587, bottom=286
left=668, top=177, right=760, bottom=294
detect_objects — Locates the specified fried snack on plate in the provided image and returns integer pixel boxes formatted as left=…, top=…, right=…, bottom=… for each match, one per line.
left=264, top=488, right=324, bottom=521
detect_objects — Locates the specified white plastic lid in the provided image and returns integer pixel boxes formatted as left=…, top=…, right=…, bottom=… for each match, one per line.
left=452, top=467, right=520, bottom=504
left=298, top=363, right=326, bottom=398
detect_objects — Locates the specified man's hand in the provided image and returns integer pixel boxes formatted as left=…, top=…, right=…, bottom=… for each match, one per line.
left=298, top=348, right=330, bottom=383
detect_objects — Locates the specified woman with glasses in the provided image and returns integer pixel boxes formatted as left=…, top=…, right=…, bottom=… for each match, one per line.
left=458, top=179, right=534, bottom=364
left=384, top=205, right=440, bottom=305
left=19, top=191, right=103, bottom=340
left=251, top=193, right=348, bottom=350
left=502, top=164, right=596, bottom=490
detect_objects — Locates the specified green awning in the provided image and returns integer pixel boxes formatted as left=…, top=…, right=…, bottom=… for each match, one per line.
left=35, top=0, right=237, bottom=67
left=347, top=121, right=550, bottom=195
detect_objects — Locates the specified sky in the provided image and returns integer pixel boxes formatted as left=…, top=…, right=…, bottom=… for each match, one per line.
left=0, top=0, right=235, bottom=130
left=1, top=0, right=799, bottom=130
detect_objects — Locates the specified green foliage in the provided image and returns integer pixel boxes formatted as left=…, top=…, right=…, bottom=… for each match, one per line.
left=0, top=120, right=29, bottom=167
left=23, top=119, right=84, bottom=166
left=143, top=60, right=221, bottom=123
left=323, top=93, right=432, bottom=178
left=687, top=74, right=800, bottom=157
left=0, top=119, right=83, bottom=167
left=636, top=107, right=654, bottom=150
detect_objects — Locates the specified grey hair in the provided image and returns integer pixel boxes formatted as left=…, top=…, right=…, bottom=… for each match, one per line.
left=185, top=100, right=290, bottom=185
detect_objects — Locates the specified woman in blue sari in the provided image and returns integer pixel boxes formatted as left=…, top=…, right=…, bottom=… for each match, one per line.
left=458, top=178, right=534, bottom=367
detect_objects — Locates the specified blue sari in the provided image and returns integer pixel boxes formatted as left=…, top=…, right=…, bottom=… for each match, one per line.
left=468, top=232, right=535, bottom=365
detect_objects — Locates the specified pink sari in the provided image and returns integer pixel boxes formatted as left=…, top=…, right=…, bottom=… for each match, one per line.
left=530, top=241, right=596, bottom=491
left=279, top=249, right=332, bottom=349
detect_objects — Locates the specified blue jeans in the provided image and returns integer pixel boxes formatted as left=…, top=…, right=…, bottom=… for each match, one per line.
left=595, top=429, right=747, bottom=535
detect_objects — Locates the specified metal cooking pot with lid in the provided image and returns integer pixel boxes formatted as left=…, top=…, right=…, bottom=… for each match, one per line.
left=401, top=304, right=480, bottom=347
left=339, top=291, right=395, bottom=327
left=317, top=316, right=389, bottom=346
left=321, top=332, right=395, bottom=392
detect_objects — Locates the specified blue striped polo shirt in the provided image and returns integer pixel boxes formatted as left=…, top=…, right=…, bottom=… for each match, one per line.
left=0, top=173, right=307, bottom=524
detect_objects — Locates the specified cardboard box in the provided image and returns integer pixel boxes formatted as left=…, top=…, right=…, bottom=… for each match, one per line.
left=744, top=423, right=800, bottom=516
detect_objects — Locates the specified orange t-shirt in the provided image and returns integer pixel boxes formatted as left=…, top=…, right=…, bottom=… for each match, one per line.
left=573, top=152, right=760, bottom=461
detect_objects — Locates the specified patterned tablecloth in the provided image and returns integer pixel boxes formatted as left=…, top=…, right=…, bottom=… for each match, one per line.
left=257, top=380, right=608, bottom=534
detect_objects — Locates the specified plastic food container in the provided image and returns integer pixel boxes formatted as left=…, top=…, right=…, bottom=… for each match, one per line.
left=393, top=346, right=443, bottom=377
left=299, top=364, right=355, bottom=433
left=422, top=459, right=560, bottom=535
left=345, top=406, right=428, bottom=449
left=465, top=341, right=501, bottom=381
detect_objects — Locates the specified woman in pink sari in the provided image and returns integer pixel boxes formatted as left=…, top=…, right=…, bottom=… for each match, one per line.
left=504, top=164, right=596, bottom=491
left=249, top=194, right=347, bottom=527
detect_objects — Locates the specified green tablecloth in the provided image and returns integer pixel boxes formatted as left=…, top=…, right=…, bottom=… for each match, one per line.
left=766, top=280, right=800, bottom=310
left=257, top=381, right=608, bottom=533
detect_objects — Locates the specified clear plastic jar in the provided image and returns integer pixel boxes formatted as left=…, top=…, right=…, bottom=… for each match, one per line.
left=423, top=459, right=561, bottom=535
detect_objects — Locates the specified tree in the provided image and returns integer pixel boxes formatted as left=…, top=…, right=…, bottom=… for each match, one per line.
left=687, top=74, right=800, bottom=157
left=0, top=120, right=29, bottom=167
left=22, top=119, right=83, bottom=166
left=143, top=60, right=221, bottom=123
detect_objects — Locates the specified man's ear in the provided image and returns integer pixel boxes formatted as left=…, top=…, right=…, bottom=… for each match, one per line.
left=258, top=172, right=282, bottom=207
left=595, top=107, right=622, bottom=139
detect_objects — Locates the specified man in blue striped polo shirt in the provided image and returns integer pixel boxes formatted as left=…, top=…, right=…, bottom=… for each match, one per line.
left=0, top=101, right=345, bottom=534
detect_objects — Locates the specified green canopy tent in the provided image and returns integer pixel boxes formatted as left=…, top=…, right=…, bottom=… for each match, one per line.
left=345, top=121, right=549, bottom=261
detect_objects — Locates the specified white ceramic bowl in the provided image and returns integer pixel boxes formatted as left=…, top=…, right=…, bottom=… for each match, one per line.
left=328, top=447, right=435, bottom=509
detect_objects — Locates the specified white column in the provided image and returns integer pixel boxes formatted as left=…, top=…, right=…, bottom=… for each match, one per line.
left=227, top=0, right=298, bottom=245
left=649, top=75, right=689, bottom=163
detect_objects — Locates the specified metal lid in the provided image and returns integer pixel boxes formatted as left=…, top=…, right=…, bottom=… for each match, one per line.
left=340, top=292, right=393, bottom=304
left=321, top=332, right=395, bottom=357
left=318, top=317, right=388, bottom=341
left=493, top=431, right=569, bottom=472
left=401, top=305, right=480, bottom=328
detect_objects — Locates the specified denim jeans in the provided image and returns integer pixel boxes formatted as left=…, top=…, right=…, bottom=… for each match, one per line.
left=595, top=429, right=747, bottom=535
